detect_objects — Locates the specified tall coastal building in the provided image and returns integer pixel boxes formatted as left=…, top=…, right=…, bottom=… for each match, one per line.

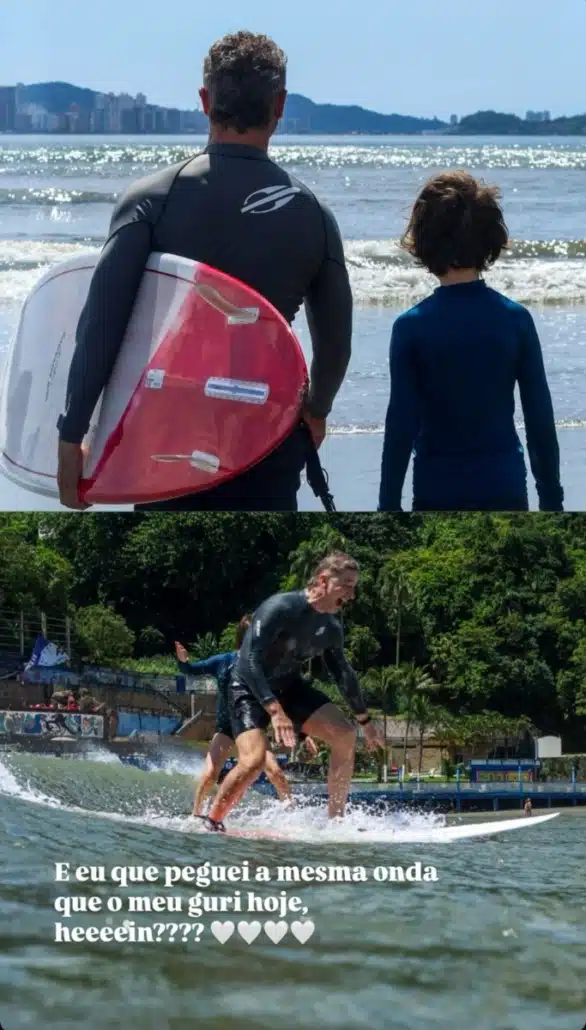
left=526, top=110, right=551, bottom=122
left=0, top=86, right=17, bottom=131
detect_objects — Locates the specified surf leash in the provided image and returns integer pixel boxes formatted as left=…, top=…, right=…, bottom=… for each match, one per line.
left=302, top=423, right=336, bottom=513
left=193, top=814, right=226, bottom=833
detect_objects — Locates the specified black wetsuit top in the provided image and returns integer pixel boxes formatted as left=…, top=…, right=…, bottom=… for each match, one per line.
left=234, top=590, right=368, bottom=716
left=58, top=143, right=353, bottom=448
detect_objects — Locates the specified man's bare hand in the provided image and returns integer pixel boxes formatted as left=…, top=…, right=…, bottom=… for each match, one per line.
left=302, top=408, right=327, bottom=450
left=362, top=721, right=384, bottom=751
left=268, top=705, right=296, bottom=748
left=174, top=642, right=189, bottom=664
left=57, top=441, right=91, bottom=510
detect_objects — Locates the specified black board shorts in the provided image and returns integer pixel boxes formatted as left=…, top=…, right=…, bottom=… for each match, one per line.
left=228, top=678, right=330, bottom=740
left=215, top=712, right=234, bottom=740
left=214, top=691, right=235, bottom=741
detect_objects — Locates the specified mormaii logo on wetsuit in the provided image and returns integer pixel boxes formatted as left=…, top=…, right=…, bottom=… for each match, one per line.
left=241, top=184, right=301, bottom=215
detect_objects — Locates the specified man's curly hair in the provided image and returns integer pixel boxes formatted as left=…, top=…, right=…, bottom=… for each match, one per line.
left=203, top=31, right=287, bottom=133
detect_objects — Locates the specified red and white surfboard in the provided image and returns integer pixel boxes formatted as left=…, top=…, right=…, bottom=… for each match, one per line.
left=0, top=253, right=308, bottom=504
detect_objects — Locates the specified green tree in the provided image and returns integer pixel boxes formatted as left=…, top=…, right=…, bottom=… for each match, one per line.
left=187, top=632, right=220, bottom=661
left=433, top=709, right=465, bottom=778
left=395, top=663, right=437, bottom=770
left=345, top=625, right=381, bottom=673
left=75, top=604, right=135, bottom=664
left=360, top=665, right=399, bottom=781
left=138, top=626, right=166, bottom=656
left=3, top=511, right=586, bottom=750
left=411, top=693, right=437, bottom=774
left=558, top=637, right=586, bottom=719
left=283, top=524, right=349, bottom=590
left=0, top=521, right=71, bottom=612
left=218, top=621, right=241, bottom=653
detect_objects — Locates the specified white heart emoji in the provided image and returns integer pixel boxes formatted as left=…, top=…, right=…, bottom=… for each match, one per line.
left=210, top=921, right=235, bottom=944
left=237, top=920, right=262, bottom=944
left=264, top=920, right=288, bottom=944
left=290, top=920, right=315, bottom=944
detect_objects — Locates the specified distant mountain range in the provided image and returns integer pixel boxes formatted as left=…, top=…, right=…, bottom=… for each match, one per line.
left=21, top=81, right=447, bottom=134
left=19, top=82, right=586, bottom=136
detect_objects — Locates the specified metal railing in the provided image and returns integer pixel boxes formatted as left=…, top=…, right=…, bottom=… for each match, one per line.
left=0, top=608, right=72, bottom=658
left=352, top=779, right=586, bottom=794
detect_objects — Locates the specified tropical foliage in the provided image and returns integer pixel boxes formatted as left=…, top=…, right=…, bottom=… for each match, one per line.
left=1, top=512, right=585, bottom=749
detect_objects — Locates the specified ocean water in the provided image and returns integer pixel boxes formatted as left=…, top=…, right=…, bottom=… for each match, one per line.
left=0, top=134, right=585, bottom=510
left=1, top=751, right=585, bottom=1030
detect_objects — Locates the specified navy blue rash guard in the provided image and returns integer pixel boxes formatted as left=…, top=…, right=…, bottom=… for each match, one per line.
left=378, top=280, right=563, bottom=512
left=177, top=651, right=236, bottom=732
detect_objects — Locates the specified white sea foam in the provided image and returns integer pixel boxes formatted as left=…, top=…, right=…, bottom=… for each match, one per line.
left=345, top=239, right=586, bottom=307
left=1, top=238, right=585, bottom=313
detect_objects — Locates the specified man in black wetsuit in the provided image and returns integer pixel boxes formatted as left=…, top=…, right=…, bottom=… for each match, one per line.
left=202, top=552, right=383, bottom=832
left=57, top=30, right=353, bottom=512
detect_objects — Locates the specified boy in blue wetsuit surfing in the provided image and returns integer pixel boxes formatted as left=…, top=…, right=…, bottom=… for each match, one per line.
left=202, top=552, right=383, bottom=832
left=378, top=170, right=563, bottom=513
left=175, top=616, right=317, bottom=816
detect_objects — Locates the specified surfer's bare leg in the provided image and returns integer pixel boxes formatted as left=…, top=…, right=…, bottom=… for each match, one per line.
left=207, top=729, right=268, bottom=822
left=302, top=703, right=356, bottom=819
left=263, top=750, right=291, bottom=802
left=193, top=733, right=233, bottom=816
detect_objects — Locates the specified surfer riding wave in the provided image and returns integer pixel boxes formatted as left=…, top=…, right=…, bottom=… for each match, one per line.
left=201, top=551, right=383, bottom=832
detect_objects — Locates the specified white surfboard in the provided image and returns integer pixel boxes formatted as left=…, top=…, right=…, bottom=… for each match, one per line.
left=220, top=812, right=559, bottom=843
left=0, top=250, right=101, bottom=498
left=0, top=250, right=307, bottom=504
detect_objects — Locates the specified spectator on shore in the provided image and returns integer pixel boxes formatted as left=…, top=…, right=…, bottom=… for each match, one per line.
left=79, top=691, right=99, bottom=713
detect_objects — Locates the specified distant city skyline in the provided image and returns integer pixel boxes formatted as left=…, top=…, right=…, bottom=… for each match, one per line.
left=0, top=81, right=570, bottom=137
left=1, top=0, right=585, bottom=119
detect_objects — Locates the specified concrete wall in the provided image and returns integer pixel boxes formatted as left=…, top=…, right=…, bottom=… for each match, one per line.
left=384, top=744, right=445, bottom=774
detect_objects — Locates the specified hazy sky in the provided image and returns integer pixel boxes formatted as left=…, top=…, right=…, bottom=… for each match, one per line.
left=1, top=0, right=584, bottom=119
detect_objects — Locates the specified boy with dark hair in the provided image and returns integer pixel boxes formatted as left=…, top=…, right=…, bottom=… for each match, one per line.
left=378, top=170, right=562, bottom=513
